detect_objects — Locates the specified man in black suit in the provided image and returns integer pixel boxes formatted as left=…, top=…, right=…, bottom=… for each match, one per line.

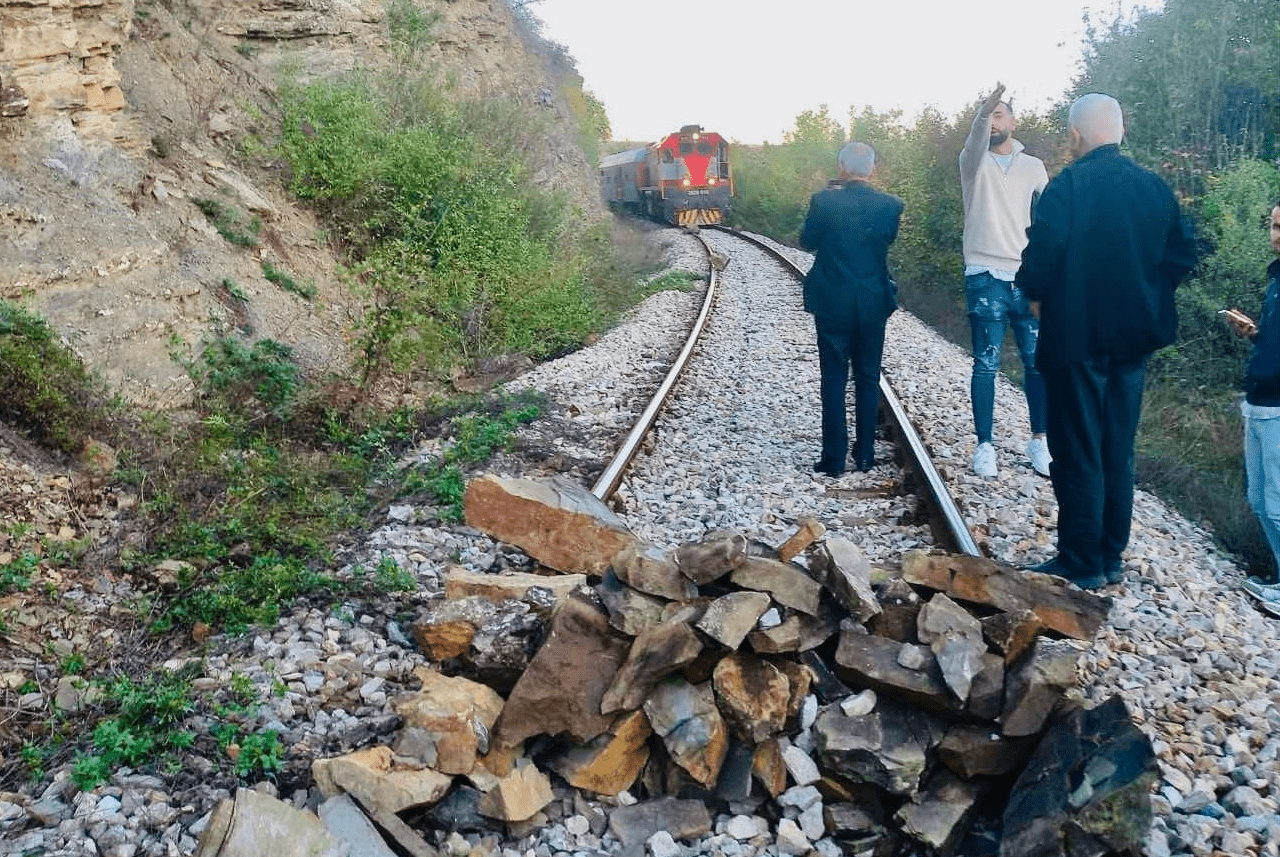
left=799, top=142, right=904, bottom=477
left=1016, top=93, right=1197, bottom=589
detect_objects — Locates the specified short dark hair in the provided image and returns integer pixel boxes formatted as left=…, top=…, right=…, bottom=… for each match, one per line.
left=1000, top=99, right=1014, bottom=115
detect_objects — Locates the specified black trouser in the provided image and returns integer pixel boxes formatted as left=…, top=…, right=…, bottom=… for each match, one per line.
left=815, top=315, right=885, bottom=471
left=1041, top=355, right=1147, bottom=578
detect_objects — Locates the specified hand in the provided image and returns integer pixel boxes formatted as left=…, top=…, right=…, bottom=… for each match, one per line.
left=1029, top=299, right=1040, bottom=319
left=981, top=83, right=1006, bottom=117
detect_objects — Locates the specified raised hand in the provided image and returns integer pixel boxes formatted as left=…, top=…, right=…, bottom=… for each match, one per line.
left=981, top=83, right=1006, bottom=117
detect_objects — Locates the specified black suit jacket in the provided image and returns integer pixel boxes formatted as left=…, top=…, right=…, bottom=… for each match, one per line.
left=1015, top=144, right=1197, bottom=372
left=799, top=180, right=904, bottom=324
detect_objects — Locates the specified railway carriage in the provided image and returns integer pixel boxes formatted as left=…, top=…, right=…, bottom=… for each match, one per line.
left=599, top=125, right=733, bottom=227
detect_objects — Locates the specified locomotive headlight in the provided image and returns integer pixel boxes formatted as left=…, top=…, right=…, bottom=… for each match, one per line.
left=707, top=177, right=716, bottom=186
left=682, top=178, right=691, bottom=186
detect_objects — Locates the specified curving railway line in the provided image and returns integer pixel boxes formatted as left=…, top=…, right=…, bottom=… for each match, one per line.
left=588, top=225, right=979, bottom=562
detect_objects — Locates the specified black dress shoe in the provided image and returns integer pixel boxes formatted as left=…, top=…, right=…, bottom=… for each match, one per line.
left=1025, top=556, right=1107, bottom=590
left=812, top=460, right=845, bottom=478
left=854, top=457, right=876, bottom=472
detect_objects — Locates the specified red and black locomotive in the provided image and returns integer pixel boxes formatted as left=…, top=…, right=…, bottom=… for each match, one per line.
left=599, top=125, right=733, bottom=227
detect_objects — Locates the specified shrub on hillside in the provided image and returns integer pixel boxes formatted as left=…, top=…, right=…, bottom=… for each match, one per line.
left=0, top=301, right=114, bottom=454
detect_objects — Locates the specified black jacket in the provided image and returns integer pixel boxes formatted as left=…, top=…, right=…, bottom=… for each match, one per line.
left=799, top=180, right=903, bottom=323
left=1015, top=144, right=1197, bottom=372
left=1246, top=259, right=1280, bottom=406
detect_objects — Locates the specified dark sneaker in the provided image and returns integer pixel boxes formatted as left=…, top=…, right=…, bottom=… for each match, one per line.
left=1025, top=556, right=1107, bottom=591
left=1104, top=560, right=1123, bottom=584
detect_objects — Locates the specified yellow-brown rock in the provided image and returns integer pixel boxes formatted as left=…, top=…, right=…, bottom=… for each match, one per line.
left=777, top=517, right=826, bottom=563
left=411, top=620, right=475, bottom=662
left=393, top=667, right=504, bottom=775
left=463, top=474, right=637, bottom=575
left=311, top=746, right=452, bottom=816
left=444, top=566, right=587, bottom=607
left=712, top=653, right=790, bottom=744
left=478, top=760, right=554, bottom=822
left=752, top=738, right=788, bottom=797
left=549, top=710, right=652, bottom=796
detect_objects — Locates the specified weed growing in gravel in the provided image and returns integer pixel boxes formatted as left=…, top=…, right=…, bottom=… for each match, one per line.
left=0, top=553, right=37, bottom=594
left=359, top=555, right=415, bottom=592
left=60, top=653, right=86, bottom=675
left=231, top=729, right=284, bottom=779
left=150, top=555, right=340, bottom=634
left=70, top=671, right=197, bottom=790
left=207, top=673, right=286, bottom=780
left=641, top=270, right=705, bottom=295
left=20, top=742, right=47, bottom=782
left=398, top=397, right=542, bottom=521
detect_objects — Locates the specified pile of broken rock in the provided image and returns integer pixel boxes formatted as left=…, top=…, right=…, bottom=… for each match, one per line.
left=197, top=473, right=1157, bottom=857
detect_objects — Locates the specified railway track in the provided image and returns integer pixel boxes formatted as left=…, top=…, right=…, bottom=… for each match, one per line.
left=591, top=225, right=979, bottom=560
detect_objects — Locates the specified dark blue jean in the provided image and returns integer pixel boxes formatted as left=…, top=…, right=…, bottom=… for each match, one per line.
left=1042, top=356, right=1147, bottom=579
left=965, top=272, right=1047, bottom=442
left=815, top=315, right=885, bottom=470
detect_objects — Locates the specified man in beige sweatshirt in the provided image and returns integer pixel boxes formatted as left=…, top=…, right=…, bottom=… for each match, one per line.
left=960, top=82, right=1050, bottom=478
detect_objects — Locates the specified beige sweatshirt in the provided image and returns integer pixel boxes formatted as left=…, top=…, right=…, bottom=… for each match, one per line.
left=959, top=110, right=1049, bottom=274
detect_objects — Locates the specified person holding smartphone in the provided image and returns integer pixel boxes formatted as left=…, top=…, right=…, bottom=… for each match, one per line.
left=1231, top=200, right=1280, bottom=599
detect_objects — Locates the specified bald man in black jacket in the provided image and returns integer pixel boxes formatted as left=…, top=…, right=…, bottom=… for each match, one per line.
left=1016, top=94, right=1197, bottom=589
left=799, top=141, right=904, bottom=477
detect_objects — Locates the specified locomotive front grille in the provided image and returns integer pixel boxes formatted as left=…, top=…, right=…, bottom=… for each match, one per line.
left=677, top=209, right=724, bottom=227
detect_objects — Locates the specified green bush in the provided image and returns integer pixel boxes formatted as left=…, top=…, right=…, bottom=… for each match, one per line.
left=189, top=335, right=301, bottom=423
left=0, top=302, right=116, bottom=454
left=278, top=59, right=602, bottom=382
left=1154, top=159, right=1280, bottom=390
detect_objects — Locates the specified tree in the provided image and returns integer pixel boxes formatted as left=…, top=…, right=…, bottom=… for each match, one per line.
left=1071, top=0, right=1279, bottom=181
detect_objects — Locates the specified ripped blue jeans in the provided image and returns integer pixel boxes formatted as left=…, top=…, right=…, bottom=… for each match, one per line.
left=965, top=272, right=1046, bottom=443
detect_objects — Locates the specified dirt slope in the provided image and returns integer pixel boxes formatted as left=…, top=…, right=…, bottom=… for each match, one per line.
left=0, top=0, right=603, bottom=408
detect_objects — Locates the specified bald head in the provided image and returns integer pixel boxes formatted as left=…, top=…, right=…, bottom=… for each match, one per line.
left=1068, top=93, right=1124, bottom=155
left=837, top=142, right=875, bottom=180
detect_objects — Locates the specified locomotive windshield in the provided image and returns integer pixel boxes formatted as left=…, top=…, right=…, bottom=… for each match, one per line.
left=697, top=141, right=713, bottom=155
left=679, top=140, right=693, bottom=155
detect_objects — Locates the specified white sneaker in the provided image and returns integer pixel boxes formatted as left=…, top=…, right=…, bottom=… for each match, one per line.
left=1026, top=437, right=1051, bottom=477
left=971, top=442, right=997, bottom=477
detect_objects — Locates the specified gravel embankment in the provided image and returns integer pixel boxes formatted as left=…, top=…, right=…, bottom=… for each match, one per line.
left=2, top=228, right=1276, bottom=857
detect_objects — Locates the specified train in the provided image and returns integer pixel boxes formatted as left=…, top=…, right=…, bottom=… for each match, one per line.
left=599, top=125, right=733, bottom=228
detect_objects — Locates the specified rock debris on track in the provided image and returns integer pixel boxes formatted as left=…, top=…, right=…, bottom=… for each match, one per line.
left=0, top=228, right=1277, bottom=857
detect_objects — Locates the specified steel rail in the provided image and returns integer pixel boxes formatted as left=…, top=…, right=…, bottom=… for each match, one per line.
left=590, top=231, right=719, bottom=499
left=708, top=225, right=981, bottom=557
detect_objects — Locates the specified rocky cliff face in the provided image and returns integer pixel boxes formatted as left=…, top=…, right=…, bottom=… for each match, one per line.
left=0, top=0, right=602, bottom=406
left=0, top=0, right=135, bottom=141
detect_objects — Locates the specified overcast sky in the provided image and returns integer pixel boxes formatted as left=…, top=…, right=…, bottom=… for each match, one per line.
left=529, top=0, right=1162, bottom=144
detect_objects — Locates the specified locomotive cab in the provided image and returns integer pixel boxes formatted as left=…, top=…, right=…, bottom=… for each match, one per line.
left=651, top=125, right=733, bottom=227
